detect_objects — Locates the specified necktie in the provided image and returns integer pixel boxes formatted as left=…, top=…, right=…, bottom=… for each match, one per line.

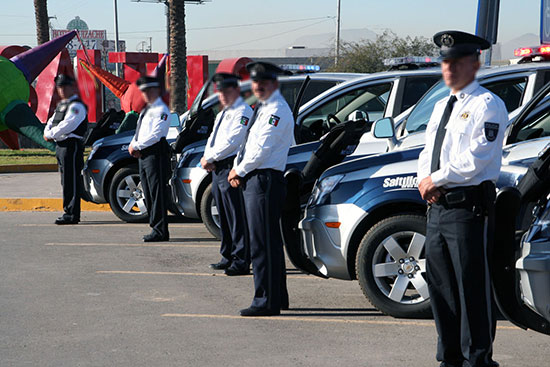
left=236, top=103, right=261, bottom=165
left=209, top=109, right=226, bottom=148
left=134, top=105, right=150, bottom=142
left=430, top=95, right=457, bottom=173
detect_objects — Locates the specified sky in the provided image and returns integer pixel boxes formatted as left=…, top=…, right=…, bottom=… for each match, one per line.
left=0, top=0, right=544, bottom=53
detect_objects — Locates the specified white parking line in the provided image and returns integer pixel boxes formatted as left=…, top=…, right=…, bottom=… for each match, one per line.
left=161, top=313, right=520, bottom=330
left=96, top=270, right=320, bottom=279
left=46, top=242, right=219, bottom=248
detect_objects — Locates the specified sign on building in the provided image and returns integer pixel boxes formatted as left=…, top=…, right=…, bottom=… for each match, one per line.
left=51, top=29, right=107, bottom=57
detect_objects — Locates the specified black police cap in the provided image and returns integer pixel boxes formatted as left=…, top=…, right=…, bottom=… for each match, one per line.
left=54, top=74, right=75, bottom=87
left=136, top=76, right=161, bottom=91
left=433, top=30, right=491, bottom=60
left=246, top=61, right=284, bottom=81
left=212, top=72, right=241, bottom=89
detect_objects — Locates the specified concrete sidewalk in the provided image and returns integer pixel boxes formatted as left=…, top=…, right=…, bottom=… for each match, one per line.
left=0, top=171, right=110, bottom=211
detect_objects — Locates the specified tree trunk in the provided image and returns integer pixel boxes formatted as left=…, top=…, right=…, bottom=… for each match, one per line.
left=34, top=0, right=50, bottom=45
left=168, top=0, right=187, bottom=114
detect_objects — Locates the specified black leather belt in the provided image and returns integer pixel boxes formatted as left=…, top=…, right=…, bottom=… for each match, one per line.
left=437, top=185, right=484, bottom=209
left=215, top=155, right=236, bottom=169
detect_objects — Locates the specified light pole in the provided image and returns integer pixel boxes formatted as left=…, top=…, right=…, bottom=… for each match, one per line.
left=335, top=0, right=341, bottom=66
left=113, top=0, right=120, bottom=76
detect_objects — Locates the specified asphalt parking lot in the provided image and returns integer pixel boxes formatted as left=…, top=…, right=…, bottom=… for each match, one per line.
left=0, top=209, right=548, bottom=367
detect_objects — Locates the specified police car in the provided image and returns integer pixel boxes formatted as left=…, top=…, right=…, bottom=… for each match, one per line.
left=294, top=67, right=550, bottom=319
left=175, top=64, right=443, bottom=237
left=82, top=73, right=355, bottom=222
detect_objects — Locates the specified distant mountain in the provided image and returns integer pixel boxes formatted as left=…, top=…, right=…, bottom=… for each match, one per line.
left=286, top=28, right=378, bottom=49
left=499, top=33, right=540, bottom=59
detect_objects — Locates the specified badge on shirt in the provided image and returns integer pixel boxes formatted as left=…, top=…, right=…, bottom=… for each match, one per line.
left=268, top=115, right=280, bottom=127
left=484, top=122, right=499, bottom=142
left=161, top=113, right=168, bottom=121
left=70, top=106, right=79, bottom=114
left=240, top=116, right=249, bottom=126
left=460, top=111, right=470, bottom=120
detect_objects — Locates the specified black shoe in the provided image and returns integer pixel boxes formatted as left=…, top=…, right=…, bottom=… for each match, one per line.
left=55, top=217, right=79, bottom=225
left=224, top=266, right=250, bottom=276
left=143, top=233, right=169, bottom=242
left=488, top=362, right=499, bottom=367
left=240, top=307, right=280, bottom=317
left=281, top=303, right=289, bottom=310
left=209, top=262, right=231, bottom=270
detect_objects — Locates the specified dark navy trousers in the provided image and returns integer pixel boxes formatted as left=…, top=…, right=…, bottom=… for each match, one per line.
left=211, top=164, right=249, bottom=269
left=425, top=204, right=496, bottom=367
left=242, top=169, right=289, bottom=311
left=56, top=138, right=84, bottom=221
left=139, top=140, right=170, bottom=238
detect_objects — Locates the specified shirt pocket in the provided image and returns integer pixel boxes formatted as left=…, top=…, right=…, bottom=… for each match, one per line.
left=446, top=121, right=473, bottom=156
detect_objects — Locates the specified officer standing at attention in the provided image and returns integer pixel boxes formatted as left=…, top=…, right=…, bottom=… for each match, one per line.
left=417, top=31, right=508, bottom=367
left=228, top=61, right=293, bottom=316
left=201, top=73, right=253, bottom=275
left=44, top=74, right=88, bottom=225
left=129, top=76, right=171, bottom=242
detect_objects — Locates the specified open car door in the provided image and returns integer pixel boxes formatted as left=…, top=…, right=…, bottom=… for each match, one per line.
left=172, top=77, right=215, bottom=153
left=492, top=143, right=550, bottom=335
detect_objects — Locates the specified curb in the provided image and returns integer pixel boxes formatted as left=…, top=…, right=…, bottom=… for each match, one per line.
left=0, top=164, right=58, bottom=173
left=0, top=198, right=110, bottom=212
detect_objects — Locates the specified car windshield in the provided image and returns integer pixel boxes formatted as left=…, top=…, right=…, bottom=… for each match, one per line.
left=404, top=80, right=450, bottom=133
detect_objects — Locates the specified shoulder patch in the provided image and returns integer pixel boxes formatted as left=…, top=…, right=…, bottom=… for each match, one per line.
left=161, top=113, right=168, bottom=121
left=240, top=116, right=249, bottom=126
left=484, top=122, right=499, bottom=142
left=70, top=106, right=79, bottom=114
left=268, top=115, right=280, bottom=127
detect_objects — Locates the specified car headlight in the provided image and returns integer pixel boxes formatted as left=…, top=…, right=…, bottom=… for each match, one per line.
left=87, top=141, right=102, bottom=161
left=308, top=174, right=345, bottom=207
left=176, top=147, right=196, bottom=169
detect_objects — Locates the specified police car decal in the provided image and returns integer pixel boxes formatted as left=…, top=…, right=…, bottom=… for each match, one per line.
left=382, top=175, right=419, bottom=189
left=268, top=115, right=280, bottom=127
left=484, top=122, right=499, bottom=142
left=240, top=116, right=249, bottom=126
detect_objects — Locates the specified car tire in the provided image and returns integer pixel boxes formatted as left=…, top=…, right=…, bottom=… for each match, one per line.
left=356, top=214, right=432, bottom=319
left=109, top=166, right=149, bottom=223
left=199, top=183, right=221, bottom=240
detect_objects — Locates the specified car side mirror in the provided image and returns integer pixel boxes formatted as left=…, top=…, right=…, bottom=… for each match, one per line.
left=372, top=117, right=395, bottom=139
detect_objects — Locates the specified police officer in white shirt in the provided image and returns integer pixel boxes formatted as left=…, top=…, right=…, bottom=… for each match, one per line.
left=44, top=74, right=88, bottom=225
left=201, top=73, right=253, bottom=275
left=417, top=31, right=508, bottom=367
left=129, top=76, right=171, bottom=242
left=228, top=61, right=293, bottom=317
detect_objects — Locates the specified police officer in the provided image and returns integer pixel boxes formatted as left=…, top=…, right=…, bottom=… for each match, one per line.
left=129, top=76, right=171, bottom=242
left=201, top=73, right=253, bottom=275
left=228, top=61, right=293, bottom=316
left=44, top=74, right=88, bottom=225
left=417, top=31, right=508, bottom=367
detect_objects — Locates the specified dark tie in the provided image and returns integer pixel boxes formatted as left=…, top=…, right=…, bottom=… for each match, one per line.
left=236, top=103, right=261, bottom=165
left=431, top=95, right=457, bottom=173
left=209, top=109, right=226, bottom=148
left=134, top=105, right=150, bottom=142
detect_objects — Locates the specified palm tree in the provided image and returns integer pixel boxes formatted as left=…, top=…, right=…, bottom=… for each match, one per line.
left=168, top=0, right=187, bottom=114
left=34, top=0, right=50, bottom=45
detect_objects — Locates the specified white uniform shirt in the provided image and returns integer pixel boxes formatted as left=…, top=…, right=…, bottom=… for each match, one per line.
left=418, top=80, right=508, bottom=188
left=44, top=94, right=87, bottom=142
left=130, top=97, right=170, bottom=151
left=203, top=96, right=253, bottom=163
left=233, top=89, right=295, bottom=177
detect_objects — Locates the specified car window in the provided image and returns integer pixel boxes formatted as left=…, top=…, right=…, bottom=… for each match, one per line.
left=405, top=81, right=450, bottom=133
left=515, top=94, right=550, bottom=142
left=299, top=82, right=392, bottom=142
left=280, top=80, right=339, bottom=110
left=406, top=76, right=529, bottom=134
left=400, top=76, right=441, bottom=113
left=482, top=77, right=527, bottom=112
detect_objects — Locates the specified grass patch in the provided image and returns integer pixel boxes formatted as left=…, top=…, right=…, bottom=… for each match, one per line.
left=0, top=148, right=91, bottom=165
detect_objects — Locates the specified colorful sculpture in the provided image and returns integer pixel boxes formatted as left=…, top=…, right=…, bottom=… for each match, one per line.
left=0, top=31, right=76, bottom=151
